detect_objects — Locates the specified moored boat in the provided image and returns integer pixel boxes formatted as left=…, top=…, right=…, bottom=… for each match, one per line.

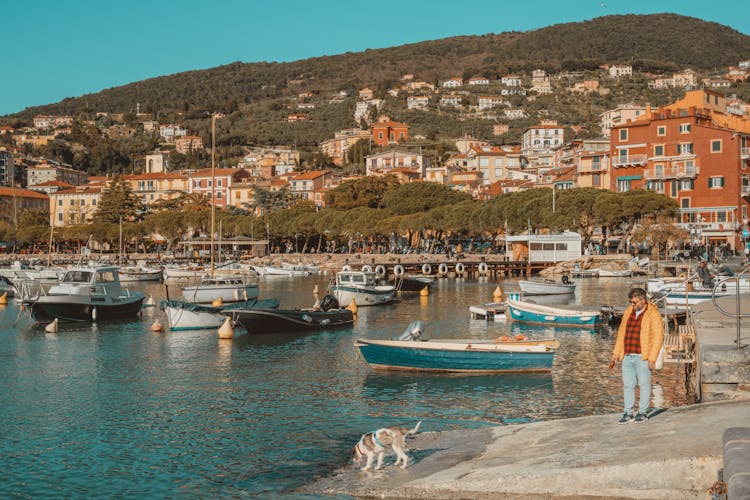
left=118, top=265, right=164, bottom=282
left=355, top=321, right=558, bottom=373
left=161, top=297, right=280, bottom=331
left=227, top=305, right=354, bottom=333
left=390, top=274, right=435, bottom=292
left=597, top=268, right=632, bottom=278
left=26, top=265, right=145, bottom=322
left=180, top=276, right=259, bottom=304
left=518, top=277, right=576, bottom=295
left=506, top=299, right=600, bottom=327
left=253, top=265, right=310, bottom=277
left=330, top=270, right=395, bottom=306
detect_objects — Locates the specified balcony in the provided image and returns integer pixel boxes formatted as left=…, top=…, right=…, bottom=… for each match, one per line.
left=611, top=154, right=647, bottom=167
left=578, top=160, right=609, bottom=173
left=643, top=165, right=700, bottom=180
left=742, top=147, right=750, bottom=159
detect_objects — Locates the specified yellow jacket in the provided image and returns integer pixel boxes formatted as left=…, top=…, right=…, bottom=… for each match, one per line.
left=612, top=302, right=664, bottom=361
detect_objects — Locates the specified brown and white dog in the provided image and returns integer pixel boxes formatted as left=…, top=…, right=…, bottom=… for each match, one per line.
left=352, top=421, right=421, bottom=471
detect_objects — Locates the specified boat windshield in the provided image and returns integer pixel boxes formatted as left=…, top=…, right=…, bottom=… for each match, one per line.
left=96, top=271, right=117, bottom=283
left=62, top=271, right=93, bottom=283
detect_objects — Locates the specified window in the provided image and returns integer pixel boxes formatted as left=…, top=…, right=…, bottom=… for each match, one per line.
left=654, top=145, right=664, bottom=156
left=58, top=212, right=63, bottom=222
left=619, top=129, right=628, bottom=141
left=378, top=132, right=383, bottom=140
left=592, top=174, right=601, bottom=186
left=216, top=192, right=222, bottom=199
left=681, top=179, right=694, bottom=190
left=679, top=123, right=691, bottom=134
left=617, top=179, right=631, bottom=192
left=217, top=179, right=222, bottom=187
left=657, top=125, right=666, bottom=136
left=70, top=199, right=74, bottom=206
left=717, top=212, right=727, bottom=223
left=58, top=199, right=62, bottom=206
left=96, top=271, right=116, bottom=283
left=647, top=180, right=663, bottom=192
left=494, top=168, right=502, bottom=178
left=711, top=139, right=722, bottom=153
left=681, top=198, right=690, bottom=208
left=677, top=143, right=694, bottom=154
left=92, top=199, right=97, bottom=206
left=654, top=164, right=663, bottom=177
left=708, top=176, right=725, bottom=188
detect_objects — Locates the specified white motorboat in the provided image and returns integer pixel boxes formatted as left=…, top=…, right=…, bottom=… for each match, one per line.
left=282, top=262, right=320, bottom=273
left=163, top=265, right=208, bottom=280
left=180, top=276, right=259, bottom=304
left=597, top=268, right=632, bottom=278
left=161, top=297, right=279, bottom=330
left=253, top=265, right=310, bottom=277
left=518, top=277, right=576, bottom=295
left=118, top=265, right=164, bottom=282
left=25, top=265, right=145, bottom=322
left=330, top=270, right=395, bottom=307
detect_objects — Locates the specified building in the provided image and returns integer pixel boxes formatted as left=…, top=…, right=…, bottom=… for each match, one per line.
left=465, top=145, right=527, bottom=186
left=455, top=137, right=492, bottom=154
left=504, top=109, right=527, bottom=120
left=608, top=65, right=633, bottom=78
left=407, top=95, right=429, bottom=110
left=174, top=135, right=204, bottom=154
left=358, top=88, right=374, bottom=100
left=439, top=95, right=462, bottom=107
left=0, top=150, right=18, bottom=186
left=365, top=150, right=430, bottom=178
left=442, top=77, right=463, bottom=88
left=354, top=99, right=383, bottom=123
left=522, top=121, right=564, bottom=156
left=531, top=70, right=552, bottom=94
left=609, top=90, right=750, bottom=249
left=478, top=96, right=506, bottom=110
left=319, top=129, right=371, bottom=166
left=28, top=180, right=74, bottom=195
left=600, top=104, right=649, bottom=137
left=0, top=188, right=49, bottom=219
left=125, top=171, right=191, bottom=207
left=501, top=75, right=523, bottom=87
left=49, top=186, right=100, bottom=226
left=557, top=138, right=610, bottom=189
left=468, top=76, right=490, bottom=86
left=238, top=146, right=300, bottom=177
left=288, top=170, right=334, bottom=208
left=33, top=115, right=73, bottom=129
left=26, top=163, right=88, bottom=187
left=371, top=117, right=409, bottom=147
left=493, top=123, right=510, bottom=136
left=159, top=124, right=187, bottom=141
left=189, top=168, right=253, bottom=209
left=144, top=152, right=169, bottom=174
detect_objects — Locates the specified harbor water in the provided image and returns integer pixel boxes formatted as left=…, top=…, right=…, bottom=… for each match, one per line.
left=0, top=274, right=691, bottom=497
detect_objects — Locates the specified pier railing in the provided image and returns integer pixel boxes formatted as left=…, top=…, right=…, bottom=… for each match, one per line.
left=710, top=269, right=750, bottom=349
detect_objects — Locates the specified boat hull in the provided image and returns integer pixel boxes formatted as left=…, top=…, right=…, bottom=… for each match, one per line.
left=118, top=270, right=164, bottom=282
left=230, top=308, right=354, bottom=333
left=356, top=339, right=556, bottom=373
left=507, top=299, right=599, bottom=327
left=161, top=298, right=279, bottom=331
left=180, top=284, right=259, bottom=303
left=518, top=280, right=576, bottom=295
left=331, top=285, right=395, bottom=306
left=31, top=294, right=145, bottom=322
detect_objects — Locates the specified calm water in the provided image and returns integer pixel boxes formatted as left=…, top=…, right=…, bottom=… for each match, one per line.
left=0, top=274, right=690, bottom=497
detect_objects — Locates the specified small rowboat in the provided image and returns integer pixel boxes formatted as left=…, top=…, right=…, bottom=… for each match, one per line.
left=518, top=277, right=576, bottom=295
left=506, top=299, right=600, bottom=327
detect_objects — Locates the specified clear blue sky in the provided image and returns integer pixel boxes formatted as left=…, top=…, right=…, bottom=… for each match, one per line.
left=3, top=0, right=749, bottom=116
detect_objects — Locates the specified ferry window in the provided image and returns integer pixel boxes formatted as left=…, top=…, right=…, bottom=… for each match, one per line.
left=555, top=243, right=567, bottom=250
left=63, top=271, right=92, bottom=283
left=96, top=271, right=116, bottom=283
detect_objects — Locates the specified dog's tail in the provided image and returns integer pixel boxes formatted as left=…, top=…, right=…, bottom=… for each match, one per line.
left=409, top=421, right=422, bottom=435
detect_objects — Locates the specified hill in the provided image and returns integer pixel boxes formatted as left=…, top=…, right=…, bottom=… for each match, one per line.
left=7, top=14, right=750, bottom=120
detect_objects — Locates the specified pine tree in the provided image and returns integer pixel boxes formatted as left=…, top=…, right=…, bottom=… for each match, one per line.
left=94, top=175, right=143, bottom=223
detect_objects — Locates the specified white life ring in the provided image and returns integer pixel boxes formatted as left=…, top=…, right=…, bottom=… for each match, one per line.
left=422, top=263, right=432, bottom=275
left=438, top=263, right=448, bottom=275
left=375, top=265, right=386, bottom=277
left=342, top=265, right=351, bottom=271
left=394, top=264, right=405, bottom=277
left=361, top=265, right=372, bottom=272
left=478, top=262, right=488, bottom=275
left=455, top=262, right=465, bottom=275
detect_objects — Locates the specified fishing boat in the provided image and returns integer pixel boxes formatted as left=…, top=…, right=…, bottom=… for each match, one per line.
left=330, top=270, right=395, bottom=306
left=160, top=297, right=279, bottom=331
left=355, top=320, right=558, bottom=373
left=180, top=276, right=258, bottom=304
left=506, top=299, right=601, bottom=327
left=518, top=276, right=576, bottom=295
left=228, top=303, right=354, bottom=333
left=118, top=265, right=164, bottom=282
left=390, top=274, right=435, bottom=292
left=26, top=265, right=145, bottom=322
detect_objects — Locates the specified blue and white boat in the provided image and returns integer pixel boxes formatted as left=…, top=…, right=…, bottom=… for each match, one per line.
left=330, top=270, right=395, bottom=307
left=506, top=299, right=600, bottom=327
left=355, top=321, right=558, bottom=373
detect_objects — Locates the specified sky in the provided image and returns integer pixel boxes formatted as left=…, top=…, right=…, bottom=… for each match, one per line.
left=3, top=0, right=750, bottom=116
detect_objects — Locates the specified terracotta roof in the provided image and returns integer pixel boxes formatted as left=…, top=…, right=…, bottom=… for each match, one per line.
left=292, top=170, right=330, bottom=181
left=125, top=172, right=188, bottom=181
left=371, top=121, right=409, bottom=128
left=0, top=187, right=49, bottom=199
left=190, top=168, right=248, bottom=177
left=55, top=187, right=102, bottom=195
left=30, top=180, right=74, bottom=188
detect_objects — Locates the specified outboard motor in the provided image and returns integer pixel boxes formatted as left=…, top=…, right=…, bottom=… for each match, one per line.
left=319, top=294, right=339, bottom=312
left=395, top=320, right=423, bottom=341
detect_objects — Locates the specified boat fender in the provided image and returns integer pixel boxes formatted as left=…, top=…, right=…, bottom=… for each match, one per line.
left=342, top=265, right=351, bottom=271
left=438, top=263, right=448, bottom=275
left=455, top=262, right=465, bottom=275
left=302, top=314, right=313, bottom=323
left=422, top=263, right=432, bottom=275
left=496, top=335, right=511, bottom=342
left=361, top=265, right=372, bottom=272
left=91, top=307, right=97, bottom=322
left=678, top=273, right=686, bottom=279
left=320, top=318, right=331, bottom=327
left=514, top=334, right=527, bottom=341
left=394, top=265, right=405, bottom=277
left=478, top=262, right=488, bottom=274
left=561, top=274, right=570, bottom=285
left=375, top=265, right=386, bottom=277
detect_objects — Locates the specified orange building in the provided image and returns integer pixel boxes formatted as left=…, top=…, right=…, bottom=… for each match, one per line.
left=610, top=90, right=750, bottom=249
left=371, top=116, right=409, bottom=146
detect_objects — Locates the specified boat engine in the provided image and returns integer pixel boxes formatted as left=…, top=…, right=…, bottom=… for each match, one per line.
left=319, top=294, right=339, bottom=311
left=396, top=320, right=423, bottom=341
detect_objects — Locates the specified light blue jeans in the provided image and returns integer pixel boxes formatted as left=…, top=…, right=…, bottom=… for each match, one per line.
left=622, top=354, right=651, bottom=415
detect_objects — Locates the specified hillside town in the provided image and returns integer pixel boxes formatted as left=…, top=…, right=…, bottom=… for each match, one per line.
left=2, top=61, right=750, bottom=253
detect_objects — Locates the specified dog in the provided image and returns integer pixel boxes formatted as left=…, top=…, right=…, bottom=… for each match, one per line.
left=352, top=421, right=421, bottom=471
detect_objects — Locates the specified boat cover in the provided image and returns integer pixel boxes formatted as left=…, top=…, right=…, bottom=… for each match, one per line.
left=159, top=298, right=279, bottom=313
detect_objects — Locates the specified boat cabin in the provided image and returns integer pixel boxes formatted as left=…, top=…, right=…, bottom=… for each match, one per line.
left=60, top=266, right=121, bottom=285
left=505, top=231, right=582, bottom=264
left=335, top=271, right=379, bottom=287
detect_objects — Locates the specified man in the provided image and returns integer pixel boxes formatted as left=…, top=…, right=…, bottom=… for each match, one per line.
left=610, top=287, right=664, bottom=424
left=697, top=260, right=714, bottom=288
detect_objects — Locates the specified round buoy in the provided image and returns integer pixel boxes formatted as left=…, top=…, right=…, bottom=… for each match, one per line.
left=422, top=263, right=432, bottom=275
left=515, top=334, right=528, bottom=341
left=393, top=265, right=405, bottom=277
left=91, top=307, right=97, bottom=322
left=150, top=320, right=164, bottom=332
left=342, top=265, right=351, bottom=271
left=45, top=318, right=59, bottom=333
left=438, top=263, right=448, bottom=275
left=678, top=272, right=687, bottom=279
left=361, top=265, right=372, bottom=273
left=478, top=262, right=488, bottom=275
left=212, top=297, right=223, bottom=307
left=347, top=298, right=358, bottom=315
left=493, top=286, right=504, bottom=302
left=455, top=262, right=465, bottom=275
left=375, top=265, right=386, bottom=277
left=218, top=317, right=234, bottom=339
left=420, top=286, right=429, bottom=297
left=0, top=291, right=7, bottom=305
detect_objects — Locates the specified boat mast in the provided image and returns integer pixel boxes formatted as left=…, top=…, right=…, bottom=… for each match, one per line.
left=47, top=224, right=54, bottom=267
left=210, top=114, right=216, bottom=277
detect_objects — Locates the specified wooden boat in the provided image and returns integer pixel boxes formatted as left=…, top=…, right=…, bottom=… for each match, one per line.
left=506, top=299, right=600, bottom=327
left=118, top=265, right=164, bottom=282
left=355, top=321, right=558, bottom=373
left=26, top=265, right=145, bottom=322
left=518, top=277, right=576, bottom=295
left=180, top=276, right=258, bottom=304
left=597, top=268, right=632, bottom=278
left=160, top=297, right=279, bottom=331
left=228, top=306, right=354, bottom=333
left=330, top=270, right=395, bottom=306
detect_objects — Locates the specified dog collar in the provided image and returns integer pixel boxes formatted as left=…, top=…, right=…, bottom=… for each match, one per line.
left=355, top=441, right=365, bottom=455
left=372, top=431, right=385, bottom=448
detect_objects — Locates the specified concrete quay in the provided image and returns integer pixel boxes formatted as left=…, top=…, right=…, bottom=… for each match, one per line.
left=306, top=400, right=750, bottom=499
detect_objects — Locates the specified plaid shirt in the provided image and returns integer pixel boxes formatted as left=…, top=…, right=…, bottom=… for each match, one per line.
left=623, top=304, right=647, bottom=354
